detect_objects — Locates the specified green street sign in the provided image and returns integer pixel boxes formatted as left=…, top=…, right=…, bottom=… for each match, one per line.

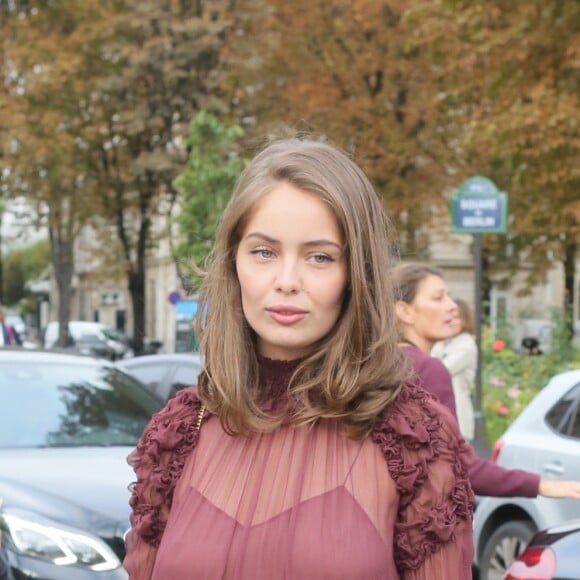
left=451, top=176, right=508, bottom=234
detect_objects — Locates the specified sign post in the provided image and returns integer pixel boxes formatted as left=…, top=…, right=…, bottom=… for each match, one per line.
left=450, top=176, right=508, bottom=457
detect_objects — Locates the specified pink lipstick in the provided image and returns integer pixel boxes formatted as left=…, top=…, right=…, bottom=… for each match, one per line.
left=267, top=305, right=307, bottom=326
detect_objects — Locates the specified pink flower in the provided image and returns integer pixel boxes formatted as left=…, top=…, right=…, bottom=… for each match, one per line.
left=489, top=376, right=505, bottom=387
left=493, top=339, right=506, bottom=352
left=507, top=387, right=521, bottom=399
left=497, top=405, right=509, bottom=416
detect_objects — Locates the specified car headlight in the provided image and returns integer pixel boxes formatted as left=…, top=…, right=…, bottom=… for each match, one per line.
left=2, top=513, right=120, bottom=571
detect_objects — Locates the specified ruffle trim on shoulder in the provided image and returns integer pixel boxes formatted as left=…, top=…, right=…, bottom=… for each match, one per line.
left=128, top=388, right=204, bottom=547
left=371, top=381, right=474, bottom=572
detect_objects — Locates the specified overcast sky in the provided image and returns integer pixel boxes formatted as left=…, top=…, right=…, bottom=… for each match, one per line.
left=1, top=198, right=47, bottom=250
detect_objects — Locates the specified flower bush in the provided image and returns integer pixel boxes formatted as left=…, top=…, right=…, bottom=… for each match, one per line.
left=482, top=319, right=580, bottom=447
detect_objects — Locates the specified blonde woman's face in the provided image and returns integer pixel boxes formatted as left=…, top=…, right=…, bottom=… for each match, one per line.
left=450, top=306, right=463, bottom=336
left=235, top=182, right=348, bottom=360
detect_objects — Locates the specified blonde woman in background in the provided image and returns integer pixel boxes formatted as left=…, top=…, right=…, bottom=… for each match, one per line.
left=432, top=298, right=477, bottom=442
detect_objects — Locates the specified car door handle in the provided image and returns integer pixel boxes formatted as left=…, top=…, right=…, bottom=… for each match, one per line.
left=543, top=462, right=565, bottom=475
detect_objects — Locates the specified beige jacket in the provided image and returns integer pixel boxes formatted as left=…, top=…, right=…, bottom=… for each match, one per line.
left=432, top=332, right=477, bottom=440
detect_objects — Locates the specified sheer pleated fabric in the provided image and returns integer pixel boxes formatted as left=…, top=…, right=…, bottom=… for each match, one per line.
left=151, top=417, right=398, bottom=579
left=124, top=359, right=474, bottom=580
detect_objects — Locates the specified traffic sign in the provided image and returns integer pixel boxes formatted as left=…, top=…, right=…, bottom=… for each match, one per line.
left=450, top=176, right=508, bottom=234
left=168, top=290, right=182, bottom=305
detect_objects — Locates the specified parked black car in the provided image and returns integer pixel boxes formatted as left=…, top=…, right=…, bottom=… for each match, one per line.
left=0, top=349, right=162, bottom=579
left=115, top=353, right=202, bottom=403
left=504, top=518, right=580, bottom=579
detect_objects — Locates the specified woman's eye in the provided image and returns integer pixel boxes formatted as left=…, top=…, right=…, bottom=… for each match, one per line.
left=310, top=254, right=333, bottom=264
left=251, top=248, right=274, bottom=259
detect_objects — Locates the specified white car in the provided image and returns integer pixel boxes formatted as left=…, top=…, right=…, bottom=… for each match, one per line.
left=472, top=368, right=580, bottom=580
left=43, top=321, right=133, bottom=360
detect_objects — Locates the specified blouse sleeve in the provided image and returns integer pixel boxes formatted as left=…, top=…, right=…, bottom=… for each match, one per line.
left=123, top=388, right=204, bottom=580
left=466, top=446, right=540, bottom=497
left=372, top=383, right=475, bottom=579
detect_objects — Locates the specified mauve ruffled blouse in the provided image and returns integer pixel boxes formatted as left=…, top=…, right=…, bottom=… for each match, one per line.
left=124, top=358, right=474, bottom=579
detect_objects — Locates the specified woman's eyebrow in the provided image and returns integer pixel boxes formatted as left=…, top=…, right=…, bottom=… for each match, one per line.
left=302, top=239, right=343, bottom=251
left=245, top=232, right=279, bottom=244
left=245, top=232, right=343, bottom=251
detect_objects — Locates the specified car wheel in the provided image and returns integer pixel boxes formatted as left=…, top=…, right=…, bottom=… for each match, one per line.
left=480, top=520, right=536, bottom=580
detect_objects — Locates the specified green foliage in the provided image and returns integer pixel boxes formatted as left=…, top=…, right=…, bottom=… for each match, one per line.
left=173, top=112, right=245, bottom=289
left=482, top=311, right=580, bottom=445
left=2, top=238, right=51, bottom=306
left=549, top=306, right=574, bottom=364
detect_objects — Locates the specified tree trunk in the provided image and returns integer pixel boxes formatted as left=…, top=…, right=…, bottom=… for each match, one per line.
left=124, top=208, right=150, bottom=356
left=563, top=240, right=576, bottom=341
left=128, top=268, right=146, bottom=355
left=50, top=228, right=74, bottom=348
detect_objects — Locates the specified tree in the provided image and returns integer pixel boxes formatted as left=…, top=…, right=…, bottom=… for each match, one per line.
left=1, top=0, right=118, bottom=346
left=227, top=0, right=579, bottom=311
left=3, top=0, right=234, bottom=352
left=173, top=112, right=245, bottom=290
left=407, top=1, right=579, bottom=315
left=86, top=0, right=233, bottom=353
left=2, top=238, right=50, bottom=306
left=225, top=0, right=458, bottom=258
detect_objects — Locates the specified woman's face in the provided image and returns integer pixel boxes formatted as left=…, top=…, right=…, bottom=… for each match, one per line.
left=404, top=274, right=457, bottom=344
left=449, top=305, right=463, bottom=336
left=235, top=182, right=348, bottom=360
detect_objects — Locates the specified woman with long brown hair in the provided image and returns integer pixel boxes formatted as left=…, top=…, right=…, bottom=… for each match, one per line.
left=124, top=139, right=474, bottom=579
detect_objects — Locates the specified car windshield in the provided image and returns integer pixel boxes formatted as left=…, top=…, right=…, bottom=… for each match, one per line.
left=101, top=327, right=129, bottom=343
left=0, top=361, right=161, bottom=448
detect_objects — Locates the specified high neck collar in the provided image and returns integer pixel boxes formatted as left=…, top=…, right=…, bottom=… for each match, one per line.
left=258, top=356, right=301, bottom=401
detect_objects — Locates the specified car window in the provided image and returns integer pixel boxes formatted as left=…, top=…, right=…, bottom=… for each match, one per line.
left=570, top=390, right=580, bottom=439
left=545, top=382, right=580, bottom=438
left=168, top=364, right=200, bottom=399
left=123, top=363, right=168, bottom=389
left=0, top=362, right=161, bottom=448
left=101, top=327, right=128, bottom=343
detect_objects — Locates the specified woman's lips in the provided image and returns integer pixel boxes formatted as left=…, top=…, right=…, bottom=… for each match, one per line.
left=267, top=306, right=307, bottom=326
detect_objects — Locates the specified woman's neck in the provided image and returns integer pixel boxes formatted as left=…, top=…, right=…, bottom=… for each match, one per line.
left=400, top=333, right=433, bottom=354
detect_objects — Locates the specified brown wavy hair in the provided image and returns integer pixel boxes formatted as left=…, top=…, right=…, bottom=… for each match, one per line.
left=196, top=138, right=409, bottom=438
left=391, top=262, right=444, bottom=305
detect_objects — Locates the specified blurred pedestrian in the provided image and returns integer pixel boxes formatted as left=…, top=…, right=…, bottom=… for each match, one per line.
left=432, top=298, right=477, bottom=441
left=124, top=138, right=475, bottom=579
left=393, top=261, right=580, bottom=501
left=0, top=307, right=22, bottom=347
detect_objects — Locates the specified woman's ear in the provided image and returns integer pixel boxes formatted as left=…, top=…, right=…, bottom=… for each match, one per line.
left=395, top=300, right=414, bottom=326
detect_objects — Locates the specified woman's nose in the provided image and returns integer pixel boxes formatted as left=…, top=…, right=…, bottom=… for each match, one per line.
left=274, top=260, right=301, bottom=294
